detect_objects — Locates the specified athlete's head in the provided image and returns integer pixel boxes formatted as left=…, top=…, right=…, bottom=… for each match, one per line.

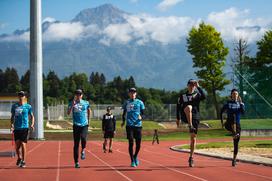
left=17, top=91, right=26, bottom=102
left=74, top=89, right=83, bottom=100
left=106, top=106, right=111, bottom=113
left=187, top=79, right=197, bottom=93
left=231, top=88, right=239, bottom=101
left=128, top=87, right=137, bottom=100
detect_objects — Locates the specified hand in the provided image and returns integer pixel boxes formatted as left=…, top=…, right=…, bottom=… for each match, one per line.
left=10, top=125, right=14, bottom=132
left=176, top=119, right=180, bottom=128
left=114, top=131, right=116, bottom=135
left=194, top=80, right=199, bottom=88
left=121, top=122, right=125, bottom=128
left=138, top=115, right=142, bottom=120
left=31, top=125, right=35, bottom=131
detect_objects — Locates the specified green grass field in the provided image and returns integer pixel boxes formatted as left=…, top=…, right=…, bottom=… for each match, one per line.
left=202, top=119, right=272, bottom=129
left=179, top=140, right=272, bottom=149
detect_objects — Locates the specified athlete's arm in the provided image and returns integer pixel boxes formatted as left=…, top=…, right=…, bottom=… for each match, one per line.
left=87, top=107, right=91, bottom=125
left=176, top=97, right=182, bottom=127
left=121, top=109, right=126, bottom=128
left=29, top=113, right=35, bottom=130
left=220, top=104, right=227, bottom=128
left=10, top=113, right=15, bottom=131
left=113, top=116, right=116, bottom=132
left=102, top=115, right=105, bottom=131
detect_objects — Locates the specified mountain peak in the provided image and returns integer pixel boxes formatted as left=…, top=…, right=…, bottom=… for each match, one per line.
left=72, top=4, right=128, bottom=28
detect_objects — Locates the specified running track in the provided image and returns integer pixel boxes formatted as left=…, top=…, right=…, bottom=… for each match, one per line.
left=0, top=140, right=271, bottom=181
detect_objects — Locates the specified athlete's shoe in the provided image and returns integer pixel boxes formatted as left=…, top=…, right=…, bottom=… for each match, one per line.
left=134, top=157, right=139, bottom=166
left=188, top=157, right=194, bottom=167
left=232, top=159, right=237, bottom=167
left=19, top=160, right=26, bottom=168
left=189, top=125, right=196, bottom=133
left=131, top=161, right=136, bottom=167
left=16, top=159, right=21, bottom=166
left=81, top=151, right=86, bottom=160
left=75, top=162, right=80, bottom=168
left=103, top=144, right=107, bottom=153
left=108, top=149, right=113, bottom=153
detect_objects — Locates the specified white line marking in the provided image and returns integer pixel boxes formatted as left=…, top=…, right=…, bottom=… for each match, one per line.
left=0, top=142, right=44, bottom=172
left=226, top=168, right=272, bottom=180
left=86, top=149, right=133, bottom=181
left=115, top=148, right=208, bottom=181
left=56, top=141, right=61, bottom=181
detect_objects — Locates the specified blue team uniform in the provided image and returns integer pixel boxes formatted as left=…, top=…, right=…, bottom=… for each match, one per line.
left=69, top=100, right=90, bottom=126
left=221, top=100, right=245, bottom=125
left=11, top=103, right=32, bottom=130
left=122, top=99, right=145, bottom=127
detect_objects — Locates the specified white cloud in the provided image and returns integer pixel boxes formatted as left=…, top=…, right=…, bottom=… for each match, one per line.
left=157, top=0, right=184, bottom=12
left=43, top=17, right=56, bottom=23
left=0, top=7, right=271, bottom=44
left=43, top=22, right=84, bottom=41
left=207, top=7, right=269, bottom=42
left=0, top=31, right=29, bottom=41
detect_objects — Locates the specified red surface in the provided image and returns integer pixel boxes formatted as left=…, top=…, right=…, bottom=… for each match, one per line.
left=0, top=139, right=271, bottom=181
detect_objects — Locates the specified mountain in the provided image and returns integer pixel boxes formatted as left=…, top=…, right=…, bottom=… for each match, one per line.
left=0, top=4, right=252, bottom=90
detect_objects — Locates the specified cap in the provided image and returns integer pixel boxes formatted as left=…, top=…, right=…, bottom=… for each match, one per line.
left=74, top=89, right=83, bottom=94
left=231, top=88, right=238, bottom=93
left=18, top=91, right=26, bottom=97
left=129, top=87, right=137, bottom=92
left=187, top=79, right=196, bottom=85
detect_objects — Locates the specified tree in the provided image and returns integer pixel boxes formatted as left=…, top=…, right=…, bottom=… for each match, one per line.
left=4, top=67, right=21, bottom=93
left=232, top=38, right=251, bottom=100
left=0, top=69, right=5, bottom=92
left=187, top=22, right=230, bottom=118
left=46, top=70, right=61, bottom=98
left=20, top=70, right=30, bottom=93
left=253, top=30, right=272, bottom=102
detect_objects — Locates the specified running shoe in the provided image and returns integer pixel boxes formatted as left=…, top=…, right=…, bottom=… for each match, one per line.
left=81, top=151, right=85, bottom=160
left=188, top=157, right=194, bottom=167
left=75, top=162, right=80, bottom=168
left=232, top=159, right=237, bottom=167
left=16, top=159, right=21, bottom=166
left=131, top=161, right=136, bottom=167
left=134, top=157, right=139, bottom=166
left=109, top=149, right=113, bottom=153
left=103, top=144, right=107, bottom=153
left=19, top=160, right=26, bottom=168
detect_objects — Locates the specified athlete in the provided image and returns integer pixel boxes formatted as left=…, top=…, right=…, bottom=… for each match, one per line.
left=121, top=88, right=145, bottom=167
left=176, top=79, right=206, bottom=167
left=221, top=88, right=245, bottom=167
left=102, top=106, right=116, bottom=153
left=10, top=91, right=35, bottom=168
left=67, top=89, right=91, bottom=168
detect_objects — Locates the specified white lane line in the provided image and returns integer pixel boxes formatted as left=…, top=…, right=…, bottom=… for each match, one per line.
left=226, top=168, right=272, bottom=180
left=115, top=148, right=208, bottom=181
left=0, top=142, right=45, bottom=172
left=56, top=141, right=61, bottom=181
left=86, top=149, right=133, bottom=181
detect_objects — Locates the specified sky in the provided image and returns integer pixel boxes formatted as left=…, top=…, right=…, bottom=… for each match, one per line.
left=0, top=0, right=272, bottom=44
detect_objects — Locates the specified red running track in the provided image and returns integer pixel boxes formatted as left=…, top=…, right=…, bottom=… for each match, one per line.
left=0, top=140, right=271, bottom=181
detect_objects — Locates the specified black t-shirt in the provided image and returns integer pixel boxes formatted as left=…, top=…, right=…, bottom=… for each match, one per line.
left=176, top=87, right=206, bottom=121
left=102, top=113, right=116, bottom=131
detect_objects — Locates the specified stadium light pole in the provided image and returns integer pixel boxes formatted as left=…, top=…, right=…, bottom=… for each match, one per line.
left=30, top=0, right=44, bottom=139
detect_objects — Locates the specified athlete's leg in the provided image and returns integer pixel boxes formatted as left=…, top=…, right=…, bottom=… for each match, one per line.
left=73, top=125, right=81, bottom=163
left=190, top=133, right=196, bottom=157
left=80, top=126, right=88, bottom=152
left=109, top=138, right=113, bottom=151
left=21, top=142, right=26, bottom=161
left=128, top=139, right=134, bottom=162
left=134, top=138, right=141, bottom=159
left=184, top=105, right=193, bottom=128
left=15, top=140, right=22, bottom=160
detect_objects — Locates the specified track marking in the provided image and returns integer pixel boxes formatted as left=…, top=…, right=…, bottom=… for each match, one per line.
left=225, top=168, right=272, bottom=180
left=0, top=142, right=44, bottom=172
left=56, top=141, right=61, bottom=181
left=86, top=149, right=133, bottom=181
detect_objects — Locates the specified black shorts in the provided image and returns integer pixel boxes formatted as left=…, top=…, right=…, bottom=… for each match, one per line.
left=14, top=129, right=29, bottom=143
left=189, top=119, right=199, bottom=134
left=126, top=126, right=142, bottom=140
left=104, top=131, right=114, bottom=138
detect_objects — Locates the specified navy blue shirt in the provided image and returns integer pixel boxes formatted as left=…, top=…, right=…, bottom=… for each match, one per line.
left=221, top=100, right=245, bottom=124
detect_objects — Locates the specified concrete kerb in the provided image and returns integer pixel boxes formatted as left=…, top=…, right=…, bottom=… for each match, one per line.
left=170, top=144, right=272, bottom=167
